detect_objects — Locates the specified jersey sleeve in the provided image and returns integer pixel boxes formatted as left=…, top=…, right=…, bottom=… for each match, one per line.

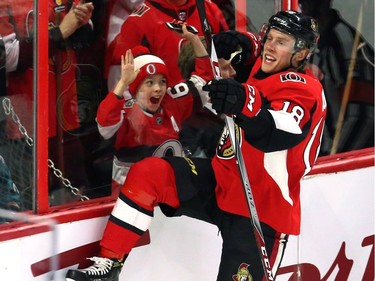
left=237, top=76, right=320, bottom=152
left=96, top=92, right=127, bottom=139
left=191, top=56, right=214, bottom=83
left=165, top=80, right=196, bottom=123
left=242, top=31, right=261, bottom=66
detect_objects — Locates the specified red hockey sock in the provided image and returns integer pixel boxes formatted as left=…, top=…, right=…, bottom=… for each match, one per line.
left=100, top=219, right=144, bottom=259
left=99, top=157, right=180, bottom=258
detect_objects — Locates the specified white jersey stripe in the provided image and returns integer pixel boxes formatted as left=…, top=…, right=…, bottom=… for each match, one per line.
left=268, top=110, right=302, bottom=134
left=264, top=150, right=294, bottom=206
left=111, top=197, right=153, bottom=232
left=272, top=233, right=288, bottom=277
left=96, top=113, right=124, bottom=140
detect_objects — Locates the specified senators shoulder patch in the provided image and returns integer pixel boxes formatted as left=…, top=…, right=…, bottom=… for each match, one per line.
left=280, top=72, right=306, bottom=84
left=124, top=99, right=135, bottom=108
left=131, top=4, right=150, bottom=17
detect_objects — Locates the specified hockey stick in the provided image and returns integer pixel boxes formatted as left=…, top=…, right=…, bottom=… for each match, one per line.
left=330, top=1, right=364, bottom=155
left=195, top=0, right=274, bottom=279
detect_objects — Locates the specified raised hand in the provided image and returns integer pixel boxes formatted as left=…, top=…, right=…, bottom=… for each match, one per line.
left=121, top=49, right=139, bottom=85
left=113, top=49, right=140, bottom=97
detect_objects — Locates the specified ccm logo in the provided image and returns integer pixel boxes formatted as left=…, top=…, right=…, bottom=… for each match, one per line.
left=246, top=85, right=256, bottom=112
left=261, top=246, right=274, bottom=280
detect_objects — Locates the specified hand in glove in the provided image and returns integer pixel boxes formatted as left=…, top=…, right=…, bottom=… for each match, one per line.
left=203, top=79, right=246, bottom=114
left=213, top=30, right=253, bottom=65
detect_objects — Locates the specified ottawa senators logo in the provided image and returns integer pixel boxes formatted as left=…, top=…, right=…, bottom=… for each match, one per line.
left=216, top=123, right=241, bottom=159
left=232, top=263, right=253, bottom=281
left=54, top=0, right=65, bottom=12
left=280, top=72, right=306, bottom=84
left=310, top=19, right=318, bottom=33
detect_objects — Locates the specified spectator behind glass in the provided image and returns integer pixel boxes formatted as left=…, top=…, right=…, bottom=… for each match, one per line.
left=105, top=0, right=229, bottom=98
left=65, top=11, right=326, bottom=281
left=104, top=0, right=144, bottom=94
left=0, top=0, right=94, bottom=207
left=211, top=0, right=258, bottom=32
left=96, top=24, right=214, bottom=194
left=299, top=0, right=374, bottom=155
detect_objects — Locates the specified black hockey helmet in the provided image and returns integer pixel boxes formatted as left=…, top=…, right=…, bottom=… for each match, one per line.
left=260, top=10, right=319, bottom=56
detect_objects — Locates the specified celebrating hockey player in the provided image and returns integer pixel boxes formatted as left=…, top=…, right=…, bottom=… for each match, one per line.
left=66, top=10, right=326, bottom=281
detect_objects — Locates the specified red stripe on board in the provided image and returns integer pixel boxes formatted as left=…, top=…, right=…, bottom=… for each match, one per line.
left=310, top=147, right=374, bottom=175
left=31, top=231, right=150, bottom=276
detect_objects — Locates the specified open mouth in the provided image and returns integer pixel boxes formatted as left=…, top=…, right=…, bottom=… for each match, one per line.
left=150, top=96, right=161, bottom=104
left=264, top=54, right=276, bottom=63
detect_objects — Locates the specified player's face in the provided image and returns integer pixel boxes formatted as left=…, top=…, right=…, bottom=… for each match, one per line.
left=136, top=74, right=167, bottom=113
left=261, top=29, right=296, bottom=73
left=218, top=58, right=237, bottom=79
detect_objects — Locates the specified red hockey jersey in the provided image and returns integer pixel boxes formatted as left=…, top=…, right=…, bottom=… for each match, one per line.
left=107, top=0, right=228, bottom=86
left=97, top=56, right=213, bottom=163
left=97, top=93, right=190, bottom=158
left=212, top=58, right=327, bottom=235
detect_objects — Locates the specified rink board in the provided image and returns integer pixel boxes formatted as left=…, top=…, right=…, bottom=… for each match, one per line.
left=0, top=158, right=373, bottom=280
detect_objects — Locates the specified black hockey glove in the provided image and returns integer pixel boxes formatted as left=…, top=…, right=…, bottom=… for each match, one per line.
left=213, top=30, right=252, bottom=64
left=203, top=79, right=246, bottom=115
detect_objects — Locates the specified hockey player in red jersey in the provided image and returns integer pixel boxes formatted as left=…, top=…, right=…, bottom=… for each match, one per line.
left=95, top=24, right=213, bottom=193
left=106, top=0, right=228, bottom=90
left=65, top=11, right=326, bottom=281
